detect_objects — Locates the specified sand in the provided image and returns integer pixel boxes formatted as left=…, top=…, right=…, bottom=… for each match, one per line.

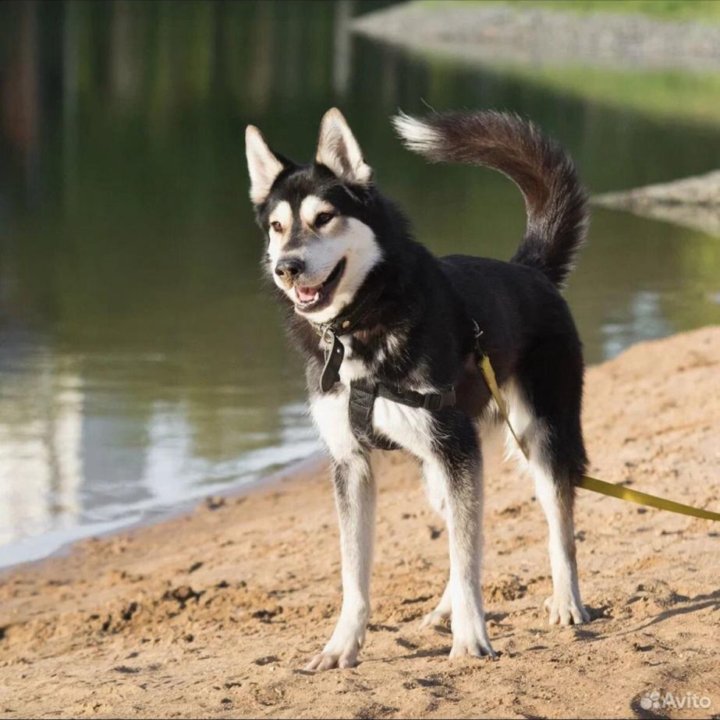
left=1, top=327, right=719, bottom=719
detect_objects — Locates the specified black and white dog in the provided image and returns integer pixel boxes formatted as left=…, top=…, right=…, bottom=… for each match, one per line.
left=246, top=108, right=590, bottom=670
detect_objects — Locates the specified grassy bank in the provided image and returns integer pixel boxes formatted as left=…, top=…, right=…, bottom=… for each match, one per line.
left=378, top=1, right=720, bottom=125
left=498, top=65, right=720, bottom=125
left=424, top=1, right=720, bottom=24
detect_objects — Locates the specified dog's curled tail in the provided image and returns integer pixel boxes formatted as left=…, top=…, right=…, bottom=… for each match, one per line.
left=392, top=110, right=588, bottom=288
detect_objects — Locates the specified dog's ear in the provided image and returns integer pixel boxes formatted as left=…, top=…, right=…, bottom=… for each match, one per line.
left=246, top=126, right=285, bottom=205
left=316, top=108, right=372, bottom=185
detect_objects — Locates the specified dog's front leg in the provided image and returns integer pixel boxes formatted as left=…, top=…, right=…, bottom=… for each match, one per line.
left=306, top=452, right=376, bottom=670
left=423, top=425, right=496, bottom=660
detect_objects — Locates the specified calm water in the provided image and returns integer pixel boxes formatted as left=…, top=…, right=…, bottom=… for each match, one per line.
left=1, top=1, right=719, bottom=567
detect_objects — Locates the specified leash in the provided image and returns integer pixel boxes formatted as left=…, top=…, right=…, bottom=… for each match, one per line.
left=314, top=307, right=719, bottom=521
left=477, top=352, right=720, bottom=522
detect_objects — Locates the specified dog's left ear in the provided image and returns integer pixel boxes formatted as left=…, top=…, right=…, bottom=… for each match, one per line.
left=316, top=108, right=372, bottom=185
left=246, top=125, right=285, bottom=205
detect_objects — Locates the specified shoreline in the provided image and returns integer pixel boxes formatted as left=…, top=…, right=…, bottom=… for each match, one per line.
left=0, top=451, right=329, bottom=579
left=593, top=170, right=720, bottom=237
left=5, top=0, right=719, bottom=583
left=1, top=326, right=719, bottom=717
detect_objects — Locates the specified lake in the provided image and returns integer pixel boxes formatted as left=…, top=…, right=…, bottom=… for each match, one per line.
left=1, top=0, right=719, bottom=567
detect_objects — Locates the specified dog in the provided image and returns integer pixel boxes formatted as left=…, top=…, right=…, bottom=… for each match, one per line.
left=245, top=107, right=590, bottom=670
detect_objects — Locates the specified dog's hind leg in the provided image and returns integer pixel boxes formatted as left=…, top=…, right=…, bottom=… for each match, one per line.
left=515, top=340, right=590, bottom=626
left=418, top=470, right=452, bottom=631
left=531, top=457, right=589, bottom=625
left=423, top=413, right=495, bottom=659
left=420, top=580, right=452, bottom=630
left=306, top=452, right=376, bottom=670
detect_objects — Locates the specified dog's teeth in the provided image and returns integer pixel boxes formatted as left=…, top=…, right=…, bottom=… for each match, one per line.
left=294, top=286, right=321, bottom=306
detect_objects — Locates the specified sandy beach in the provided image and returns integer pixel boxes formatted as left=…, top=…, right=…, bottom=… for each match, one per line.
left=1, top=327, right=719, bottom=718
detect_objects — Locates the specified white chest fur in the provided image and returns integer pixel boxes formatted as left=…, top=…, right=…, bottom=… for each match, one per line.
left=311, top=336, right=434, bottom=463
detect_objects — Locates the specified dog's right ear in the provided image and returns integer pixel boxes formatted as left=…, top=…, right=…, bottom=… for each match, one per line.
left=245, top=126, right=285, bottom=205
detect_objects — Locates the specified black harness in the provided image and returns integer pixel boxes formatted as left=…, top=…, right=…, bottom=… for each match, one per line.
left=315, top=316, right=458, bottom=451
left=347, top=377, right=457, bottom=451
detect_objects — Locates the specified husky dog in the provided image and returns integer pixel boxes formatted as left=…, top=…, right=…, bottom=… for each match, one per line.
left=245, top=108, right=590, bottom=670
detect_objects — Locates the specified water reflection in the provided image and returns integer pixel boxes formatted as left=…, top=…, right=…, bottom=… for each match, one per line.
left=0, top=0, right=718, bottom=566
left=0, top=339, right=82, bottom=548
left=0, top=333, right=318, bottom=565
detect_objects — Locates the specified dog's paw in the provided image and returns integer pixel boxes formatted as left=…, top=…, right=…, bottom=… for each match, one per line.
left=304, top=620, right=364, bottom=671
left=448, top=612, right=497, bottom=660
left=544, top=594, right=590, bottom=625
left=305, top=647, right=358, bottom=671
left=449, top=635, right=497, bottom=660
left=420, top=608, right=450, bottom=631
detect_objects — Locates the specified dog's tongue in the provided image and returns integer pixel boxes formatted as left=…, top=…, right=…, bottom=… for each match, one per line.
left=296, top=285, right=319, bottom=303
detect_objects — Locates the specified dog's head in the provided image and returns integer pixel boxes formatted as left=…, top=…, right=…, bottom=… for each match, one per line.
left=245, top=109, right=383, bottom=325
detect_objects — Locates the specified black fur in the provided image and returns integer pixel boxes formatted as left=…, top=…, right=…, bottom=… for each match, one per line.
left=250, top=109, right=594, bottom=665
left=254, top=111, right=589, bottom=493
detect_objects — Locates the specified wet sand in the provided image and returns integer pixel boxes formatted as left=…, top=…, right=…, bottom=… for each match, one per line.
left=1, top=327, right=719, bottom=718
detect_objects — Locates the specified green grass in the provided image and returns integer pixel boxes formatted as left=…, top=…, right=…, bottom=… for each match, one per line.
left=500, top=65, right=720, bottom=124
left=422, top=0, right=720, bottom=24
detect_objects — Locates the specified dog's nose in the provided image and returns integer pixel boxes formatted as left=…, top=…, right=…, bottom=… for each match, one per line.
left=274, top=257, right=305, bottom=281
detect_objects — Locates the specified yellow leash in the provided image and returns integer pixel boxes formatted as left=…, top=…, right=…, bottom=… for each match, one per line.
left=477, top=354, right=720, bottom=522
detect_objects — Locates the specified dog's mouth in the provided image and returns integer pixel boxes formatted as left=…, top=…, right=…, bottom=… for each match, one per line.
left=294, top=258, right=346, bottom=313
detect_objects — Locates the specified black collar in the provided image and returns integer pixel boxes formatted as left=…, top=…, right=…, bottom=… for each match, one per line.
left=312, top=279, right=385, bottom=339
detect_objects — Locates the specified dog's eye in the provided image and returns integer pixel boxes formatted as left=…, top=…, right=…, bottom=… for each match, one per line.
left=270, top=221, right=283, bottom=233
left=314, top=212, right=335, bottom=229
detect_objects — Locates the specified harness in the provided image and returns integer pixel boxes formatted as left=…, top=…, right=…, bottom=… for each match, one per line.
left=315, top=318, right=461, bottom=451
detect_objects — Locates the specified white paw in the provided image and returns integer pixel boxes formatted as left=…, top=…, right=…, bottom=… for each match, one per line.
left=420, top=608, right=451, bottom=631
left=449, top=635, right=497, bottom=659
left=544, top=594, right=590, bottom=625
left=449, top=612, right=497, bottom=659
left=305, top=620, right=365, bottom=671
left=305, top=646, right=358, bottom=671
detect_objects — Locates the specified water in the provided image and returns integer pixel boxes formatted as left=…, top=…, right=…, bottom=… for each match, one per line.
left=1, top=1, right=719, bottom=567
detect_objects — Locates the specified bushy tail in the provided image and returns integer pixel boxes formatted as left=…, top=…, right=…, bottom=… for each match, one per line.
left=392, top=110, right=588, bottom=288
